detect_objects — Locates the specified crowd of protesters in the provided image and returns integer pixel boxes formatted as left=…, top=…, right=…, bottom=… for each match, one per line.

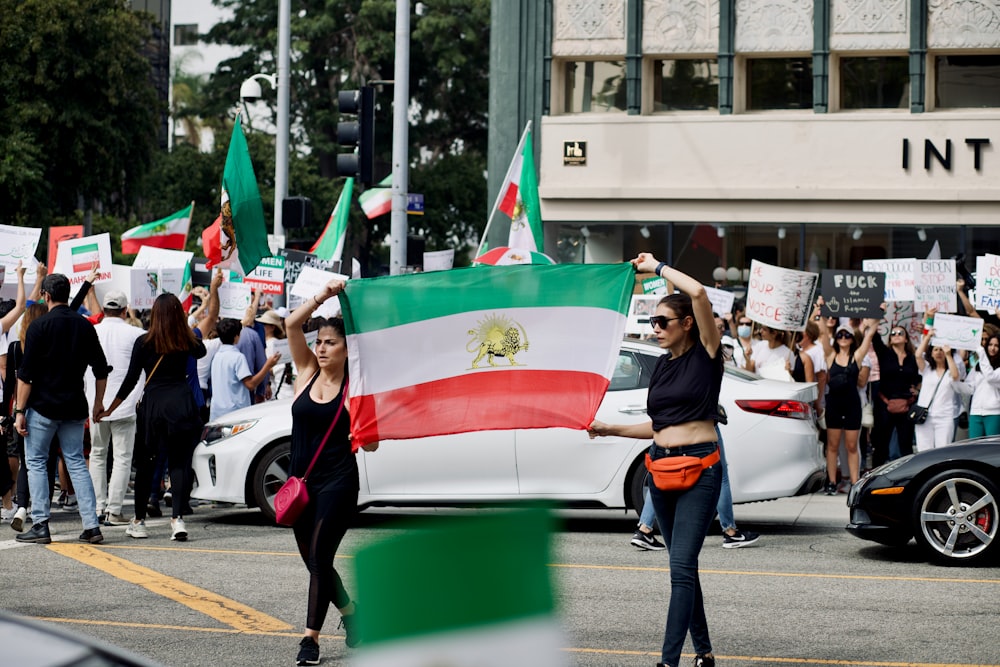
left=0, top=264, right=303, bottom=541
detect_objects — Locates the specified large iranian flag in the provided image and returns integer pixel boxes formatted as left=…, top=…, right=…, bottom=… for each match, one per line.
left=352, top=509, right=568, bottom=667
left=340, top=263, right=634, bottom=448
left=121, top=203, right=193, bottom=254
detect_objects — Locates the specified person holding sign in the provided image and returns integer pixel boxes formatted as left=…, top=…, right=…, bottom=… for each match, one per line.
left=913, top=322, right=962, bottom=451
left=817, top=319, right=878, bottom=494
left=956, top=332, right=1000, bottom=438
left=870, top=310, right=922, bottom=466
left=589, top=254, right=723, bottom=667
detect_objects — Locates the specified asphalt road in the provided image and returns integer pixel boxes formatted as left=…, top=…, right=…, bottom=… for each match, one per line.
left=1, top=494, right=998, bottom=667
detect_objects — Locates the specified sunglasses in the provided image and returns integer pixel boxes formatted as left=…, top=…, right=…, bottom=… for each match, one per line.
left=649, top=315, right=680, bottom=330
left=890, top=329, right=906, bottom=336
left=835, top=331, right=854, bottom=339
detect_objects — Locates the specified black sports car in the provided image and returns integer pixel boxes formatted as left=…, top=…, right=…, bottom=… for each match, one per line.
left=847, top=439, right=1000, bottom=565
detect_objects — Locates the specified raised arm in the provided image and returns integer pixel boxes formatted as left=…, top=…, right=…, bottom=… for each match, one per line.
left=814, top=302, right=834, bottom=363
left=286, top=280, right=345, bottom=391
left=915, top=330, right=931, bottom=372
left=632, top=253, right=720, bottom=356
left=0, top=261, right=27, bottom=333
left=28, top=262, right=46, bottom=303
left=854, top=318, right=879, bottom=365
left=943, top=345, right=960, bottom=381
left=199, top=269, right=223, bottom=339
left=242, top=287, right=262, bottom=328
left=957, top=279, right=981, bottom=320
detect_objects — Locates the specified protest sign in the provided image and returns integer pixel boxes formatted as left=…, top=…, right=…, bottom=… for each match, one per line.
left=290, top=265, right=347, bottom=318
left=218, top=282, right=252, bottom=319
left=423, top=249, right=455, bottom=272
left=914, top=259, right=956, bottom=313
left=133, top=246, right=194, bottom=271
left=130, top=267, right=161, bottom=310
left=975, top=254, right=1000, bottom=312
left=191, top=257, right=213, bottom=288
left=705, top=285, right=735, bottom=319
left=878, top=300, right=922, bottom=347
left=820, top=270, right=885, bottom=318
left=746, top=260, right=818, bottom=332
left=642, top=276, right=667, bottom=295
left=0, top=225, right=42, bottom=296
left=278, top=249, right=340, bottom=289
left=626, top=295, right=659, bottom=335
left=930, top=313, right=983, bottom=352
left=55, top=233, right=113, bottom=286
left=863, top=258, right=915, bottom=302
left=244, top=255, right=286, bottom=294
left=47, top=225, right=84, bottom=273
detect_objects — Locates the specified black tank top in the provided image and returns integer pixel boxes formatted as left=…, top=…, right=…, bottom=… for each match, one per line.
left=290, top=373, right=356, bottom=487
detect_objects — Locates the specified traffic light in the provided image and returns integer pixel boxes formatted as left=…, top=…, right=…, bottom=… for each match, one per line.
left=336, top=87, right=375, bottom=185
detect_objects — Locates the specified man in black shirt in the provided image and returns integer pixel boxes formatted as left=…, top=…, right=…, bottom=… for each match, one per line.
left=13, top=273, right=109, bottom=544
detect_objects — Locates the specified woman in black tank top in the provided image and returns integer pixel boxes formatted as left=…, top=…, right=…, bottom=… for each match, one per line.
left=588, top=255, right=723, bottom=667
left=285, top=279, right=379, bottom=666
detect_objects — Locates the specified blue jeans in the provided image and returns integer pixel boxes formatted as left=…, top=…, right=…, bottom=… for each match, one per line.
left=25, top=409, right=99, bottom=530
left=640, top=427, right=733, bottom=532
left=647, top=442, right=722, bottom=667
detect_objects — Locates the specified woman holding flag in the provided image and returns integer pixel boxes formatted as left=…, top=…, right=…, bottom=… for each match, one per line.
left=285, top=279, right=378, bottom=666
left=589, top=254, right=723, bottom=667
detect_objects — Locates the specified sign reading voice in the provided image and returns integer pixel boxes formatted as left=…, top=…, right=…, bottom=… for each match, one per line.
left=820, top=270, right=885, bottom=318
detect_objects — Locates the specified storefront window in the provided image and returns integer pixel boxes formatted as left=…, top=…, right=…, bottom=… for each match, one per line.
left=563, top=61, right=627, bottom=113
left=935, top=55, right=1000, bottom=108
left=652, top=59, right=719, bottom=111
left=840, top=56, right=908, bottom=109
left=747, top=58, right=813, bottom=110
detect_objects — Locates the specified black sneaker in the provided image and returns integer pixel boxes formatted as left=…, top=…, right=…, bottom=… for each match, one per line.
left=722, top=529, right=760, bottom=549
left=823, top=482, right=837, bottom=496
left=296, top=636, right=320, bottom=665
left=79, top=527, right=104, bottom=544
left=339, top=612, right=360, bottom=648
left=146, top=501, right=162, bottom=518
left=630, top=530, right=666, bottom=551
left=16, top=521, right=51, bottom=544
left=694, top=654, right=716, bottom=667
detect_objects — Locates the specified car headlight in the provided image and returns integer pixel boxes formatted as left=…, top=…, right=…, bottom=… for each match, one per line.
left=201, top=419, right=259, bottom=446
left=867, top=454, right=914, bottom=480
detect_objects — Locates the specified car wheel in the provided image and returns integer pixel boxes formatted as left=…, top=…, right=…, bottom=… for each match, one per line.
left=628, top=459, right=648, bottom=520
left=911, top=469, right=999, bottom=565
left=251, top=440, right=291, bottom=524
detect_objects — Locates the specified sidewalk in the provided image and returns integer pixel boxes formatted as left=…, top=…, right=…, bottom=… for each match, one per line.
left=732, top=491, right=851, bottom=529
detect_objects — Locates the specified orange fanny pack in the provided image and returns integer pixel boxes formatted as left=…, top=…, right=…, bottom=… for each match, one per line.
left=645, top=448, right=720, bottom=492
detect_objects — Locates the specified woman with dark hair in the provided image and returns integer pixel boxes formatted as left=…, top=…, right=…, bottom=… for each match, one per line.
left=747, top=324, right=793, bottom=380
left=959, top=332, right=1000, bottom=437
left=285, top=279, right=378, bottom=666
left=912, top=328, right=961, bottom=451
left=816, top=319, right=877, bottom=493
left=99, top=293, right=205, bottom=541
left=589, top=254, right=723, bottom=667
left=870, top=315, right=921, bottom=465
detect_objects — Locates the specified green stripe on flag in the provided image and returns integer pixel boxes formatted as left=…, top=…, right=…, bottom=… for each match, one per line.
left=354, top=508, right=557, bottom=646
left=72, top=243, right=99, bottom=255
left=341, top=263, right=634, bottom=333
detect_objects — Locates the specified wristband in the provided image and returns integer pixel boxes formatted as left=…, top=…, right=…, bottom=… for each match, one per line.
left=313, top=295, right=322, bottom=306
left=654, top=262, right=667, bottom=277
left=13, top=407, right=25, bottom=415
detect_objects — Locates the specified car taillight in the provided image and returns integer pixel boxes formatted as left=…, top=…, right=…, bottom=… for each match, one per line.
left=735, top=399, right=812, bottom=419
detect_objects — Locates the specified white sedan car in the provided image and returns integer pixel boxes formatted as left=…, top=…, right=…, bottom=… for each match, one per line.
left=192, top=339, right=824, bottom=522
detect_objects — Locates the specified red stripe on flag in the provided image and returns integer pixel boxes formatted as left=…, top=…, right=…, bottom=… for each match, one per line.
left=202, top=216, right=222, bottom=269
left=121, top=233, right=188, bottom=255
left=349, top=370, right=609, bottom=449
left=498, top=183, right=519, bottom=218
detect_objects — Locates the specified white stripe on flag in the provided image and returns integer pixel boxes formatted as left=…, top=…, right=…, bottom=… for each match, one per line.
left=346, top=306, right=624, bottom=397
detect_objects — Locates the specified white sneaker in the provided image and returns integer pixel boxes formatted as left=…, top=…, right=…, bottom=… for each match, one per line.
left=1, top=504, right=17, bottom=522
left=126, top=519, right=149, bottom=539
left=171, top=518, right=188, bottom=541
left=10, top=506, right=27, bottom=532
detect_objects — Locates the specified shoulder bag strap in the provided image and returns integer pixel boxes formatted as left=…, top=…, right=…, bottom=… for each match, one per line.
left=301, top=378, right=349, bottom=483
left=925, top=372, right=946, bottom=405
left=145, top=355, right=165, bottom=388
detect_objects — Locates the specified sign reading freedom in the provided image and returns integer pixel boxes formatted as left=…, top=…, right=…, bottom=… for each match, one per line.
left=820, top=270, right=885, bottom=318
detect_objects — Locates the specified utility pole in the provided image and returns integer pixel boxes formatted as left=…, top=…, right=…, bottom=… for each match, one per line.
left=389, top=0, right=410, bottom=275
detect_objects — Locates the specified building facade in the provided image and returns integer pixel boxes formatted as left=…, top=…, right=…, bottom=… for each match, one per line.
left=488, top=0, right=1000, bottom=285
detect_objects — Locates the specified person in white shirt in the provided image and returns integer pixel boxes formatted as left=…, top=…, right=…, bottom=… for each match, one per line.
left=956, top=332, right=1000, bottom=438
left=913, top=329, right=962, bottom=451
left=88, top=291, right=146, bottom=525
left=748, top=325, right=794, bottom=380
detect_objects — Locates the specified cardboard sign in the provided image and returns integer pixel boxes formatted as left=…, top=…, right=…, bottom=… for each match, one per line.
left=218, top=282, right=253, bottom=320
left=745, top=260, right=819, bottom=332
left=930, top=313, right=983, bottom=352
left=0, top=226, right=42, bottom=299
left=914, top=259, right=956, bottom=314
left=705, top=285, right=735, bottom=318
left=626, top=295, right=660, bottom=335
left=975, top=254, right=1000, bottom=312
left=54, top=233, right=113, bottom=286
left=244, top=255, right=286, bottom=295
left=820, top=270, right=885, bottom=318
left=863, top=258, right=915, bottom=302
left=130, top=267, right=162, bottom=310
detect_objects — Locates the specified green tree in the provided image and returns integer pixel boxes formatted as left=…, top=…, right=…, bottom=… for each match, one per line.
left=201, top=0, right=490, bottom=270
left=0, top=0, right=162, bottom=225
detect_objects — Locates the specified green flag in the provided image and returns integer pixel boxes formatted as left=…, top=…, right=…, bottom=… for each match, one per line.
left=220, top=118, right=271, bottom=275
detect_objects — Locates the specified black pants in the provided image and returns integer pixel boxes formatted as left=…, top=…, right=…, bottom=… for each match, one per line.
left=132, top=420, right=200, bottom=522
left=871, top=399, right=915, bottom=466
left=292, top=477, right=358, bottom=632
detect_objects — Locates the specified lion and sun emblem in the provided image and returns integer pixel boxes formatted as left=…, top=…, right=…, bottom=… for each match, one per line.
left=466, top=314, right=530, bottom=369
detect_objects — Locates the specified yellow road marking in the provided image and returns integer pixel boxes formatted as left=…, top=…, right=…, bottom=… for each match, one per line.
left=30, top=619, right=1000, bottom=667
left=46, top=544, right=293, bottom=633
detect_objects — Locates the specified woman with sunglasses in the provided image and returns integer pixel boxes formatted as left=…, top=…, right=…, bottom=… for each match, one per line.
left=870, top=315, right=921, bottom=465
left=817, top=319, right=877, bottom=493
left=589, top=254, right=723, bottom=667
